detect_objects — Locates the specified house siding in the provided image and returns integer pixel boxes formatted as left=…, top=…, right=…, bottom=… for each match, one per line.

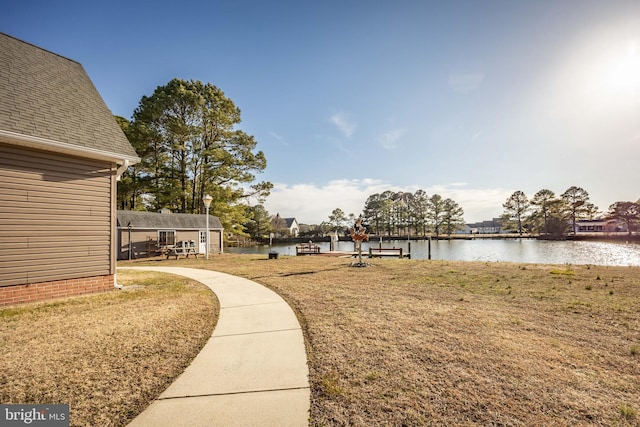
left=0, top=143, right=114, bottom=296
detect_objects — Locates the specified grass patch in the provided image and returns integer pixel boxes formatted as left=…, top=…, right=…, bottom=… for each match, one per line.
left=0, top=270, right=217, bottom=427
left=619, top=404, right=637, bottom=422
left=320, top=371, right=344, bottom=397
left=170, top=254, right=639, bottom=426
left=550, top=268, right=575, bottom=276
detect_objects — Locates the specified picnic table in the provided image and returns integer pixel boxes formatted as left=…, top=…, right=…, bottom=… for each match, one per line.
left=165, top=240, right=199, bottom=259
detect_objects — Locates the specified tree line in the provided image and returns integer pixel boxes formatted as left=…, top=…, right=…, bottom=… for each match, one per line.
left=245, top=186, right=638, bottom=241
left=360, top=190, right=464, bottom=237
left=243, top=190, right=466, bottom=240
left=501, top=186, right=640, bottom=236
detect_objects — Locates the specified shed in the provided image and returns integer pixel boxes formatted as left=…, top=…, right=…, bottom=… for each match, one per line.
left=116, top=210, right=224, bottom=259
left=0, top=33, right=140, bottom=306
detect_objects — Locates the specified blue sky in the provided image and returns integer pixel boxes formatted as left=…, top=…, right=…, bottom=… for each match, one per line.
left=3, top=0, right=639, bottom=224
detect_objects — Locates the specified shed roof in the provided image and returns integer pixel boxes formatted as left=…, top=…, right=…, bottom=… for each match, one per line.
left=117, top=210, right=223, bottom=230
left=0, top=33, right=138, bottom=162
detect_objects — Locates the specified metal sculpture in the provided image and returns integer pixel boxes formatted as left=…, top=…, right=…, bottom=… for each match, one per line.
left=349, top=216, right=370, bottom=267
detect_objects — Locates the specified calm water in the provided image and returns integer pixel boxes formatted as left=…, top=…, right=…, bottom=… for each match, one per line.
left=227, top=239, right=640, bottom=266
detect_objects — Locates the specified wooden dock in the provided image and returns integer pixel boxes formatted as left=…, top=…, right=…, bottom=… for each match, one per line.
left=296, top=243, right=321, bottom=255
left=294, top=242, right=411, bottom=259
left=319, top=251, right=358, bottom=258
left=368, top=247, right=410, bottom=259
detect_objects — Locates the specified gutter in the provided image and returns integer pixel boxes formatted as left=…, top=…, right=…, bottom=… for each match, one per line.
left=0, top=129, right=140, bottom=165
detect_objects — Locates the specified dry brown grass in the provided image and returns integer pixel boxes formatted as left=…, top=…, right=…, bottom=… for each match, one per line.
left=122, top=254, right=640, bottom=426
left=0, top=270, right=217, bottom=427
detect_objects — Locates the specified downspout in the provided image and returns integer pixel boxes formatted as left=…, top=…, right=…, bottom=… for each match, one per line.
left=114, top=274, right=124, bottom=289
left=116, top=159, right=130, bottom=181
left=114, top=159, right=129, bottom=288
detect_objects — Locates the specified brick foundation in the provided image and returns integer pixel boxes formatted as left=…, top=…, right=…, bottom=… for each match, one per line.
left=0, top=275, right=115, bottom=307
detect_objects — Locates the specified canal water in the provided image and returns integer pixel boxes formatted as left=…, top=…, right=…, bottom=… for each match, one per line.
left=226, top=238, right=640, bottom=266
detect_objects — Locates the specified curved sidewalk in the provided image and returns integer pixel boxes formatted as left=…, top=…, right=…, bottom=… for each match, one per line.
left=122, top=267, right=310, bottom=427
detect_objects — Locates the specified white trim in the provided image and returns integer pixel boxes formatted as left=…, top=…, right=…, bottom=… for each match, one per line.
left=0, top=129, right=140, bottom=165
left=157, top=230, right=177, bottom=247
left=199, top=230, right=207, bottom=254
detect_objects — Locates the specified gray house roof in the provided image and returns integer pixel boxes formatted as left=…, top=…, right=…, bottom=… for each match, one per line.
left=0, top=33, right=139, bottom=163
left=467, top=218, right=504, bottom=229
left=117, top=210, right=223, bottom=230
left=284, top=218, right=298, bottom=228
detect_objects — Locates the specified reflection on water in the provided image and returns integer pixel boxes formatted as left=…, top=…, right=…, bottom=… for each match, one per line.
left=227, top=238, right=640, bottom=266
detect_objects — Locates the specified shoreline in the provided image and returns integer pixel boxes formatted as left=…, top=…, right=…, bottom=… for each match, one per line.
left=244, top=233, right=640, bottom=246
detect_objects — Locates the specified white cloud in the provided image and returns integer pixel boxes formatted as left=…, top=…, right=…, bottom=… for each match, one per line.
left=330, top=112, right=357, bottom=137
left=378, top=129, right=406, bottom=150
left=268, top=131, right=288, bottom=146
left=263, top=179, right=511, bottom=224
left=471, top=131, right=483, bottom=144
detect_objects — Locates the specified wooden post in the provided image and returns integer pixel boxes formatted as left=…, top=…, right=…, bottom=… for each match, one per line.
left=428, top=236, right=432, bottom=260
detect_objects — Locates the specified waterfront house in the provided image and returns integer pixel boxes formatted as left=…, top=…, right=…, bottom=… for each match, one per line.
left=284, top=217, right=300, bottom=237
left=574, top=219, right=624, bottom=233
left=466, top=218, right=505, bottom=234
left=272, top=214, right=300, bottom=237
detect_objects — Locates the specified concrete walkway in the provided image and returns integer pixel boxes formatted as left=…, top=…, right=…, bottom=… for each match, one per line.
left=122, top=267, right=310, bottom=427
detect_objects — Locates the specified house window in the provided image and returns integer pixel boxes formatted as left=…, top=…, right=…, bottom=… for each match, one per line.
left=158, top=230, right=176, bottom=247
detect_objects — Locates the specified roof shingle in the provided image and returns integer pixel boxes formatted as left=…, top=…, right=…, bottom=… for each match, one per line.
left=117, top=210, right=223, bottom=230
left=0, top=33, right=138, bottom=159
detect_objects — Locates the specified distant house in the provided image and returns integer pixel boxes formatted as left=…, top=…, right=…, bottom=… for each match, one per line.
left=116, top=210, right=224, bottom=259
left=271, top=214, right=300, bottom=237
left=285, top=217, right=300, bottom=237
left=455, top=224, right=473, bottom=234
left=574, top=219, right=623, bottom=233
left=466, top=218, right=505, bottom=234
left=0, top=33, right=140, bottom=306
